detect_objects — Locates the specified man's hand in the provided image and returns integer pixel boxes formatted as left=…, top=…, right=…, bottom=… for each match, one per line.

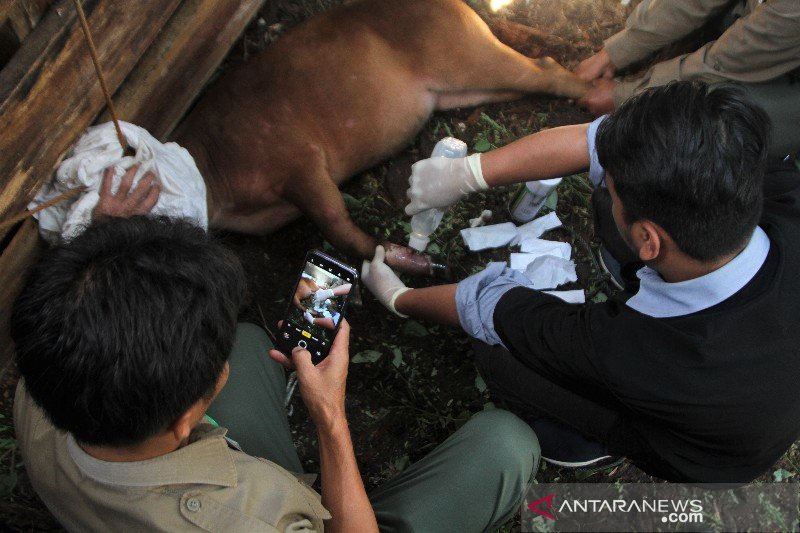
left=574, top=49, right=616, bottom=82
left=405, top=153, right=487, bottom=216
left=92, top=165, right=160, bottom=220
left=576, top=79, right=617, bottom=116
left=269, top=320, right=351, bottom=427
left=361, top=246, right=412, bottom=317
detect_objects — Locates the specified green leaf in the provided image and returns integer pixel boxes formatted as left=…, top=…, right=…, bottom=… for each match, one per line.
left=393, top=454, right=410, bottom=472
left=342, top=193, right=361, bottom=211
left=544, top=190, right=558, bottom=211
left=402, top=320, right=429, bottom=337
left=592, top=292, right=608, bottom=303
left=473, top=137, right=492, bottom=152
left=773, top=468, right=794, bottom=482
left=475, top=374, right=487, bottom=393
left=392, top=348, right=404, bottom=368
left=352, top=350, right=382, bottom=363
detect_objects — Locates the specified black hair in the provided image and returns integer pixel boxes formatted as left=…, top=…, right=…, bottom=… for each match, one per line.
left=11, top=216, right=245, bottom=447
left=596, top=81, right=770, bottom=261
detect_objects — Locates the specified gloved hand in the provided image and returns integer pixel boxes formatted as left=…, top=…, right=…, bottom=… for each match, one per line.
left=304, top=310, right=316, bottom=325
left=405, top=153, right=487, bottom=216
left=361, top=245, right=412, bottom=317
left=313, top=288, right=335, bottom=304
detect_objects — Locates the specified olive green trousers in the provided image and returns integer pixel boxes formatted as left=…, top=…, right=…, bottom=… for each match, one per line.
left=207, top=323, right=539, bottom=533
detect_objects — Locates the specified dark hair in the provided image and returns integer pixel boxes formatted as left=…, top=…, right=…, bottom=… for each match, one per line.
left=596, top=81, right=769, bottom=261
left=11, top=216, right=245, bottom=447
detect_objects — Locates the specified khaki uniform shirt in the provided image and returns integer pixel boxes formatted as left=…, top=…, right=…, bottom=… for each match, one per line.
left=604, top=0, right=800, bottom=105
left=14, top=381, right=330, bottom=532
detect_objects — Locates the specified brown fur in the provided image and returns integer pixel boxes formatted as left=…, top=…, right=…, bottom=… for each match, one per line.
left=172, top=0, right=587, bottom=274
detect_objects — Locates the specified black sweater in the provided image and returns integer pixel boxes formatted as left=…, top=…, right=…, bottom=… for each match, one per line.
left=493, top=169, right=800, bottom=483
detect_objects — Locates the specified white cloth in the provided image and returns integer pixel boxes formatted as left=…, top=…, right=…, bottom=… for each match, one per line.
left=513, top=212, right=562, bottom=246
left=460, top=222, right=518, bottom=251
left=513, top=240, right=572, bottom=265
left=30, top=121, right=207, bottom=243
left=523, top=255, right=577, bottom=289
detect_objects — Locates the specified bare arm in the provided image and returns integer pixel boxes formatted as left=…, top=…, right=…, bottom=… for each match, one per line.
left=332, top=283, right=352, bottom=296
left=317, top=418, right=376, bottom=533
left=394, top=284, right=460, bottom=326
left=269, top=321, right=378, bottom=533
left=480, top=124, right=591, bottom=187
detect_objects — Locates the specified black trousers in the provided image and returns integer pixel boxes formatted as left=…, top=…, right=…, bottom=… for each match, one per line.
left=474, top=340, right=684, bottom=480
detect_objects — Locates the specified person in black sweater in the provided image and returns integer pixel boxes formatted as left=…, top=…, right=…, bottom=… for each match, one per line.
left=361, top=81, right=800, bottom=483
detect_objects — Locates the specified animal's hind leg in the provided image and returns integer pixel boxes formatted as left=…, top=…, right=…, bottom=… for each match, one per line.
left=427, top=7, right=588, bottom=101
left=435, top=89, right=526, bottom=111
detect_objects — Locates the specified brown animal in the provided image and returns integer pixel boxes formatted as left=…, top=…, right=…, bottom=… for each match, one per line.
left=172, top=0, right=587, bottom=275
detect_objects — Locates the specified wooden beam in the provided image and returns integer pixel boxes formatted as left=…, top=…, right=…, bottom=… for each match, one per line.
left=0, top=0, right=16, bottom=29
left=0, top=219, right=42, bottom=369
left=6, top=0, right=53, bottom=42
left=0, top=0, right=182, bottom=242
left=100, top=0, right=266, bottom=139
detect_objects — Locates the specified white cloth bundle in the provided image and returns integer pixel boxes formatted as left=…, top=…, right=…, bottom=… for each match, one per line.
left=30, top=121, right=207, bottom=243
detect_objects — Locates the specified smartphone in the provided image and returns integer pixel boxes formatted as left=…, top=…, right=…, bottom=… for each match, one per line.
left=277, top=250, right=358, bottom=364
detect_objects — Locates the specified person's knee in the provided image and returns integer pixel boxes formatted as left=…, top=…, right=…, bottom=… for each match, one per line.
left=468, top=409, right=540, bottom=481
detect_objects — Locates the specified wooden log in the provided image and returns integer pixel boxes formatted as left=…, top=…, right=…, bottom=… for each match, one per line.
left=0, top=0, right=182, bottom=243
left=6, top=0, right=53, bottom=41
left=0, top=0, right=16, bottom=29
left=0, top=219, right=42, bottom=370
left=100, top=0, right=266, bottom=140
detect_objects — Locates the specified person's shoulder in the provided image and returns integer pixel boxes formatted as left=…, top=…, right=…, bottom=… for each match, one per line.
left=13, top=379, right=57, bottom=458
left=213, top=448, right=330, bottom=529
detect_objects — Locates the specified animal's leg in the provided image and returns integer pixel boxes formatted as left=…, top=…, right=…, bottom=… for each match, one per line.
left=286, top=151, right=435, bottom=277
left=426, top=9, right=588, bottom=101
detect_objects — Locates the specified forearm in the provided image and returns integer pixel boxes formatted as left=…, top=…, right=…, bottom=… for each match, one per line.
left=394, top=284, right=459, bottom=326
left=332, top=284, right=352, bottom=296
left=317, top=417, right=378, bottom=533
left=481, top=124, right=590, bottom=187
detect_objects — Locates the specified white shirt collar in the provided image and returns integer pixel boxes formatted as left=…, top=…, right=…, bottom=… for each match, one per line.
left=626, top=226, right=770, bottom=318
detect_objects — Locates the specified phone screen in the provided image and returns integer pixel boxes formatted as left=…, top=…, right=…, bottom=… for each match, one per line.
left=279, top=251, right=356, bottom=363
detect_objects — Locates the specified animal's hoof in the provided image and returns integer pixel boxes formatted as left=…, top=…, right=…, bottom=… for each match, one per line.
left=382, top=243, right=450, bottom=278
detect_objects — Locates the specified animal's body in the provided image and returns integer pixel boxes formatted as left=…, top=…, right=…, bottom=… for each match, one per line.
left=173, top=0, right=587, bottom=274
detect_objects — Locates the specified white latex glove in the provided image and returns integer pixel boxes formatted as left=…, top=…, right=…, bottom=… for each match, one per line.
left=361, top=245, right=412, bottom=317
left=313, top=288, right=335, bottom=304
left=304, top=310, right=316, bottom=325
left=405, top=153, right=487, bottom=216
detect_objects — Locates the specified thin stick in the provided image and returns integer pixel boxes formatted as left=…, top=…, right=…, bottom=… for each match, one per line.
left=70, top=0, right=130, bottom=154
left=0, top=186, right=87, bottom=233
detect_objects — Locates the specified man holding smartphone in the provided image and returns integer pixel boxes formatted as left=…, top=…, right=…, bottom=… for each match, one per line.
left=12, top=214, right=538, bottom=531
left=363, top=81, right=800, bottom=483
